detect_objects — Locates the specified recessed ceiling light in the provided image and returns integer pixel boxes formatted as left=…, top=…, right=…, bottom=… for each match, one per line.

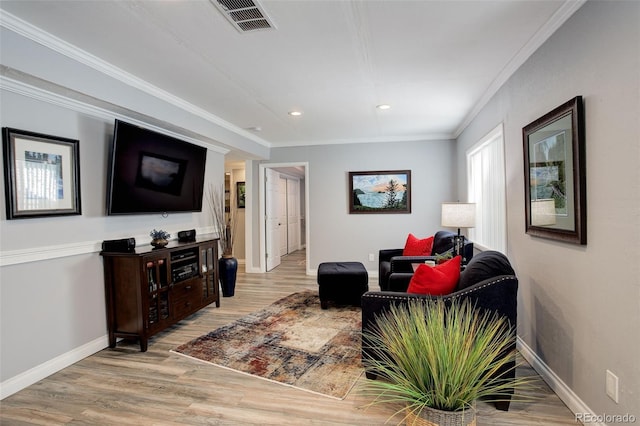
left=288, top=111, right=303, bottom=116
left=245, top=126, right=262, bottom=132
left=376, top=104, right=391, bottom=110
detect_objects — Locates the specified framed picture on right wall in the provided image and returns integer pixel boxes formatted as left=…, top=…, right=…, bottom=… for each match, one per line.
left=523, top=96, right=586, bottom=245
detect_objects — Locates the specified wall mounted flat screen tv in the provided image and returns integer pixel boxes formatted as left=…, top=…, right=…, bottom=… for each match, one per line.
left=107, top=120, right=207, bottom=215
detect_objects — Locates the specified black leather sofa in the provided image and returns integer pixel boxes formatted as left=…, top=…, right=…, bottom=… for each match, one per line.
left=362, top=250, right=518, bottom=411
left=378, top=230, right=474, bottom=291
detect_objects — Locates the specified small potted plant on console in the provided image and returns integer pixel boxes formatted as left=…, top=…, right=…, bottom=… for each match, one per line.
left=149, top=229, right=170, bottom=249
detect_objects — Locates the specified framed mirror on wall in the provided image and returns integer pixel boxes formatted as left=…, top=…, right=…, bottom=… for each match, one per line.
left=523, top=96, right=586, bottom=245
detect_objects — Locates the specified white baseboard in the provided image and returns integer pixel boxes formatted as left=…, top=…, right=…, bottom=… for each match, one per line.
left=517, top=336, right=602, bottom=426
left=0, top=335, right=109, bottom=400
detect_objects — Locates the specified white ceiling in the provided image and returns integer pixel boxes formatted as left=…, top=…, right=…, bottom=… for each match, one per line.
left=0, top=0, right=583, bottom=156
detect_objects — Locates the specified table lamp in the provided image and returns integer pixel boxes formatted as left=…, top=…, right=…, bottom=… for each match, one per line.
left=441, top=202, right=476, bottom=262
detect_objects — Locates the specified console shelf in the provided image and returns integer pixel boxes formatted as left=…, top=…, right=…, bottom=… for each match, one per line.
left=100, top=236, right=220, bottom=351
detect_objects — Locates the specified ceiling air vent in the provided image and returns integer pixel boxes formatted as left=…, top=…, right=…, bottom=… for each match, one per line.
left=211, top=0, right=276, bottom=33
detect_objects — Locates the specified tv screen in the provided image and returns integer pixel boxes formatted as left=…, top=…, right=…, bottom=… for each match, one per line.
left=107, top=120, right=207, bottom=215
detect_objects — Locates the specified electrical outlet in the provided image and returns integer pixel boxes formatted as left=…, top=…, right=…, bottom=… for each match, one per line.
left=606, top=370, right=619, bottom=403
left=368, top=253, right=375, bottom=262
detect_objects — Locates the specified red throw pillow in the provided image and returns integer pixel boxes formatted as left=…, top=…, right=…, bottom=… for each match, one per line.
left=407, top=256, right=461, bottom=295
left=403, top=234, right=434, bottom=256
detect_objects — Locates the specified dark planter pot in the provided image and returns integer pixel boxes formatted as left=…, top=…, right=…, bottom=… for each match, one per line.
left=219, top=256, right=238, bottom=297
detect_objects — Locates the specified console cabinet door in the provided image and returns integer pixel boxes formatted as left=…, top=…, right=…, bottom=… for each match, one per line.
left=200, top=242, right=220, bottom=307
left=144, top=254, right=170, bottom=333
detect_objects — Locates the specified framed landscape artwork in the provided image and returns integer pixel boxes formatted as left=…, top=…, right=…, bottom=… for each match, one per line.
left=523, top=96, right=586, bottom=244
left=2, top=127, right=81, bottom=219
left=348, top=170, right=411, bottom=214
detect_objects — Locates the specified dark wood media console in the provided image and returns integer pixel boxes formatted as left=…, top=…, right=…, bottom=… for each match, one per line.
left=101, top=236, right=220, bottom=351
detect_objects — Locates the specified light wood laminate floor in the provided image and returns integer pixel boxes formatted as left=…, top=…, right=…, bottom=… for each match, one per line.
left=1, top=250, right=577, bottom=425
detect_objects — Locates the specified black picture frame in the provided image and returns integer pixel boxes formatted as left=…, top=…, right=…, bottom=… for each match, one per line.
left=348, top=170, right=411, bottom=214
left=236, top=181, right=246, bottom=208
left=523, top=96, right=586, bottom=244
left=2, top=127, right=81, bottom=219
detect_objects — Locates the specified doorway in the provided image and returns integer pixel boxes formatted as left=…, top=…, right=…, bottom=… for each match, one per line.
left=259, top=162, right=309, bottom=273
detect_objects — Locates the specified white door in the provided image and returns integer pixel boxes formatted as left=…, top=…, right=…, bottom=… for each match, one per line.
left=278, top=177, right=288, bottom=256
left=287, top=179, right=300, bottom=252
left=265, top=168, right=281, bottom=271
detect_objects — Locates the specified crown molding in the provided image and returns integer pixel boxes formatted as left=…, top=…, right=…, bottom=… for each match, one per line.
left=0, top=11, right=270, bottom=149
left=454, top=0, right=587, bottom=138
left=0, top=74, right=229, bottom=154
left=270, top=132, right=455, bottom=149
left=0, top=71, right=113, bottom=121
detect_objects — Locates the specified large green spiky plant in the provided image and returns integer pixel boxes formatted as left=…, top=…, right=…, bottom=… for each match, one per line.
left=362, top=298, right=535, bottom=422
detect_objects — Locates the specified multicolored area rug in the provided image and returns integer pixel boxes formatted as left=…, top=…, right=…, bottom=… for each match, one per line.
left=171, top=291, right=363, bottom=399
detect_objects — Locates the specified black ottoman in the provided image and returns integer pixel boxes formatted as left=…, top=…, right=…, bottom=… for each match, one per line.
left=317, top=262, right=369, bottom=309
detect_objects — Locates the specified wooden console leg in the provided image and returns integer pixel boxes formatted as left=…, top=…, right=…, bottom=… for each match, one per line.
left=365, top=371, right=377, bottom=380
left=495, top=400, right=510, bottom=411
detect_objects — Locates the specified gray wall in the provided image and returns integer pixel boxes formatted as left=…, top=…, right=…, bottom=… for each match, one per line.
left=263, top=139, right=457, bottom=272
left=0, top=89, right=225, bottom=386
left=0, top=16, right=263, bottom=393
left=456, top=1, right=639, bottom=418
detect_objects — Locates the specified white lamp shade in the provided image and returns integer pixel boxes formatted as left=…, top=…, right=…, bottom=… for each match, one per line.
left=531, top=199, right=556, bottom=226
left=441, top=203, right=476, bottom=228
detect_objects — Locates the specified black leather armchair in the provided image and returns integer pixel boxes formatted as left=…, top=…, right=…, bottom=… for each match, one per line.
left=378, top=230, right=473, bottom=291
left=363, top=250, right=518, bottom=411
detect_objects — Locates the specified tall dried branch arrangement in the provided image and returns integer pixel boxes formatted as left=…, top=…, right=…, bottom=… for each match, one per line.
left=208, top=184, right=236, bottom=257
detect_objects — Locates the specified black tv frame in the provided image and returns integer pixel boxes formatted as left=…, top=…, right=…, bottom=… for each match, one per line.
left=106, top=120, right=207, bottom=215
